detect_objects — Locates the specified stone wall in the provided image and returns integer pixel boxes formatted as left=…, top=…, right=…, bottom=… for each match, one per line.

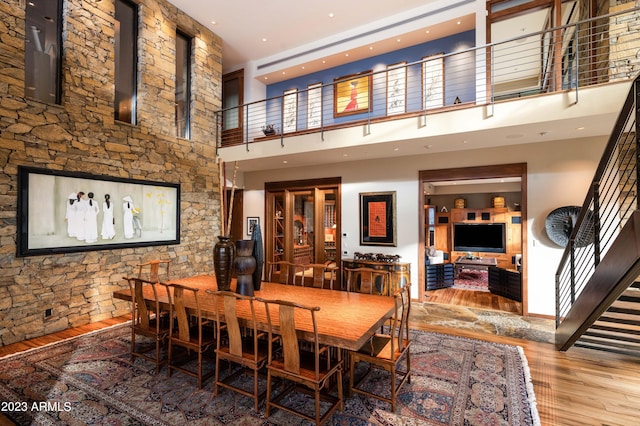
left=0, top=0, right=223, bottom=345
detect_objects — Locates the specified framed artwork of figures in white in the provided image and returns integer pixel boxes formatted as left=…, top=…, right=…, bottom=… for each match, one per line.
left=307, top=83, right=322, bottom=129
left=423, top=53, right=444, bottom=110
left=386, top=62, right=406, bottom=115
left=283, top=88, right=298, bottom=133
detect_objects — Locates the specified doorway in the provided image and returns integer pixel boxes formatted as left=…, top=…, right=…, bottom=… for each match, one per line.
left=265, top=178, right=342, bottom=282
left=419, top=164, right=527, bottom=315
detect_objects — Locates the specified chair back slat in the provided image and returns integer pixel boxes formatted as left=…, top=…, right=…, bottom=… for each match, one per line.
left=138, top=259, right=170, bottom=282
left=165, top=283, right=201, bottom=343
left=279, top=304, right=300, bottom=373
left=390, top=283, right=411, bottom=359
left=223, top=294, right=243, bottom=356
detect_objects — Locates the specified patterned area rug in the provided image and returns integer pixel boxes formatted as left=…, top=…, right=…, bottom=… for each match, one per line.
left=454, top=269, right=489, bottom=291
left=0, top=324, right=539, bottom=425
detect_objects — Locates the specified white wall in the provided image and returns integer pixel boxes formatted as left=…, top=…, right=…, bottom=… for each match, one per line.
left=242, top=136, right=606, bottom=317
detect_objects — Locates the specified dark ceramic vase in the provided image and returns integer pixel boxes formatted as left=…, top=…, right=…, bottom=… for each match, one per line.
left=234, top=240, right=256, bottom=296
left=250, top=222, right=264, bottom=290
left=213, top=236, right=234, bottom=291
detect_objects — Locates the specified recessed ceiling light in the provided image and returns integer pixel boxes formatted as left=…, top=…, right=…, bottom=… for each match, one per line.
left=369, top=46, right=374, bottom=50
left=282, top=71, right=286, bottom=75
left=393, top=148, right=400, bottom=152
left=262, top=37, right=267, bottom=42
left=322, top=60, right=326, bottom=64
left=211, top=20, right=217, bottom=25
left=576, top=126, right=585, bottom=130
left=283, top=160, right=288, bottom=164
left=345, top=53, right=349, bottom=57
left=457, top=20, right=461, bottom=25
left=425, top=30, right=430, bottom=34
left=301, top=66, right=305, bottom=69
left=264, top=76, right=268, bottom=80
left=328, top=12, right=334, bottom=18
left=396, top=38, right=401, bottom=42
left=343, top=154, right=348, bottom=157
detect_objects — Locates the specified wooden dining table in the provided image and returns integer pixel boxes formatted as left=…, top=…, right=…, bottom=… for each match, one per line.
left=113, top=275, right=396, bottom=351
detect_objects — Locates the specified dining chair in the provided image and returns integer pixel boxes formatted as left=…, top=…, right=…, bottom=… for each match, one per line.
left=163, top=282, right=216, bottom=389
left=259, top=298, right=343, bottom=426
left=208, top=290, right=271, bottom=412
left=125, top=276, right=170, bottom=374
left=298, top=263, right=338, bottom=289
left=344, top=267, right=392, bottom=295
left=137, top=259, right=171, bottom=282
left=267, top=261, right=296, bottom=285
left=348, top=283, right=412, bottom=412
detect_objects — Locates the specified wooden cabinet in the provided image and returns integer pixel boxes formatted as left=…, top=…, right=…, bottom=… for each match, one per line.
left=342, top=259, right=410, bottom=294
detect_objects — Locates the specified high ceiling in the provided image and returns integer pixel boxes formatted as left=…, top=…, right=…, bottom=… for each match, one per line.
left=166, top=0, right=470, bottom=81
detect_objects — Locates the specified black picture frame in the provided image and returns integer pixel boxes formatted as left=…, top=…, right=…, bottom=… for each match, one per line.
left=247, top=217, right=259, bottom=236
left=17, top=166, right=180, bottom=257
left=359, top=191, right=396, bottom=246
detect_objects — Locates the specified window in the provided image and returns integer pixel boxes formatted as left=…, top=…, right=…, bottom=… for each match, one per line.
left=175, top=31, right=191, bottom=139
left=25, top=0, right=62, bottom=104
left=114, top=0, right=137, bottom=124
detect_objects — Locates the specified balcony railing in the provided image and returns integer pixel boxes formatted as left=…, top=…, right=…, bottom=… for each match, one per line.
left=215, top=6, right=640, bottom=152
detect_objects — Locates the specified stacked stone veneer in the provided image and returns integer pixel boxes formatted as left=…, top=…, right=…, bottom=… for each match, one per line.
left=0, top=0, right=223, bottom=345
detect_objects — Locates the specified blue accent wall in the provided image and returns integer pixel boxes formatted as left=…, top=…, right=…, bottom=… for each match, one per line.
left=264, top=30, right=475, bottom=131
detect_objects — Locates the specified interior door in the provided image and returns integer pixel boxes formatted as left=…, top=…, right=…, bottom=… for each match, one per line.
left=221, top=69, right=243, bottom=146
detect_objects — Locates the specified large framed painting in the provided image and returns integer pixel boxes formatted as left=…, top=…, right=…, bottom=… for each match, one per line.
left=359, top=191, right=397, bottom=246
left=334, top=72, right=372, bottom=117
left=423, top=53, right=444, bottom=110
left=386, top=62, right=407, bottom=115
left=17, top=166, right=180, bottom=257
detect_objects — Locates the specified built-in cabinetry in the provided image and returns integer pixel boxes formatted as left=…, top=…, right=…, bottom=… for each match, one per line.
left=427, top=206, right=521, bottom=270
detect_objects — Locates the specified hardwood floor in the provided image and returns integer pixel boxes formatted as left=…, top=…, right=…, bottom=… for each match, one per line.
left=424, top=287, right=523, bottom=313
left=2, top=311, right=639, bottom=425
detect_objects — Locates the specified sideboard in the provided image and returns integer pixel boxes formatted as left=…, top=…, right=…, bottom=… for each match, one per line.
left=341, top=258, right=411, bottom=294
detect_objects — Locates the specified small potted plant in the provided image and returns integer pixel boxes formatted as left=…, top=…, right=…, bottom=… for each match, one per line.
left=262, top=124, right=277, bottom=136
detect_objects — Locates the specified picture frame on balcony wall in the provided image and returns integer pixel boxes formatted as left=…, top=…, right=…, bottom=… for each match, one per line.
left=283, top=88, right=298, bottom=133
left=307, top=82, right=322, bottom=129
left=359, top=191, right=397, bottom=246
left=334, top=71, right=372, bottom=117
left=386, top=62, right=407, bottom=115
left=16, top=166, right=180, bottom=257
left=423, top=53, right=444, bottom=110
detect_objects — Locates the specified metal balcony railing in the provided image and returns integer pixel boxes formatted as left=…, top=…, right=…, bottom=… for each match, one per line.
left=215, top=6, right=640, bottom=152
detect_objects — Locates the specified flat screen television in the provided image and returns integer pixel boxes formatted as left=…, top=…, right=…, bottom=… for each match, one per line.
left=453, top=222, right=506, bottom=253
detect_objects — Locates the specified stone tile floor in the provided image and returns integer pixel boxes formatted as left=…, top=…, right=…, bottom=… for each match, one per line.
left=410, top=302, right=555, bottom=344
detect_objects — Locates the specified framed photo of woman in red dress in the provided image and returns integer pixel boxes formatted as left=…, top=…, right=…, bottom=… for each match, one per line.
left=333, top=72, right=371, bottom=117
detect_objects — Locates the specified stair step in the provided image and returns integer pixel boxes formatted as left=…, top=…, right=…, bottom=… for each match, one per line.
left=606, top=306, right=640, bottom=316
left=573, top=341, right=640, bottom=357
left=583, top=329, right=640, bottom=343
left=576, top=336, right=640, bottom=351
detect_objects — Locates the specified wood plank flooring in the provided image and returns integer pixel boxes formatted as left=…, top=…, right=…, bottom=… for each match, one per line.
left=2, top=310, right=640, bottom=425
left=424, top=287, right=523, bottom=313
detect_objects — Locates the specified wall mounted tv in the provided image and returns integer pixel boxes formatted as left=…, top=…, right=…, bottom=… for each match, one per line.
left=453, top=222, right=506, bottom=253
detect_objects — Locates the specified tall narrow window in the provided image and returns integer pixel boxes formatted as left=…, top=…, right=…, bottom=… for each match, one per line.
left=25, top=0, right=62, bottom=104
left=175, top=31, right=191, bottom=139
left=114, top=0, right=137, bottom=124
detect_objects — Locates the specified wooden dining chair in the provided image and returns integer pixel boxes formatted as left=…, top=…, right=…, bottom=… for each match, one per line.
left=208, top=290, right=270, bottom=412
left=259, top=298, right=343, bottom=425
left=349, top=283, right=412, bottom=412
left=163, top=282, right=216, bottom=389
left=267, top=261, right=296, bottom=285
left=138, top=259, right=171, bottom=282
left=125, top=276, right=170, bottom=374
left=344, top=267, right=392, bottom=295
left=298, top=263, right=338, bottom=289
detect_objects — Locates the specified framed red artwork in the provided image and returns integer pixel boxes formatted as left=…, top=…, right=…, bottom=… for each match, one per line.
left=359, top=191, right=396, bottom=246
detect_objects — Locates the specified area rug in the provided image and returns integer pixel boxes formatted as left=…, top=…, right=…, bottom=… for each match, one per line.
left=453, top=269, right=489, bottom=291
left=0, top=324, right=539, bottom=425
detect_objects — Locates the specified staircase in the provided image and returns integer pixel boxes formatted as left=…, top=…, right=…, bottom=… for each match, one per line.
left=555, top=76, right=640, bottom=356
